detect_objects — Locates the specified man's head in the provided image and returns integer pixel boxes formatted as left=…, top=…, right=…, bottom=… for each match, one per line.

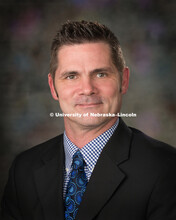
left=48, top=20, right=129, bottom=131
left=50, top=20, right=126, bottom=84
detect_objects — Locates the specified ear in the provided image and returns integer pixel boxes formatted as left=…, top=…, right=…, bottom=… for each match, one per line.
left=48, top=73, right=58, bottom=100
left=121, top=67, right=130, bottom=94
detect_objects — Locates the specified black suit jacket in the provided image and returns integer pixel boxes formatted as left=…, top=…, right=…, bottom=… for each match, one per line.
left=1, top=119, right=176, bottom=219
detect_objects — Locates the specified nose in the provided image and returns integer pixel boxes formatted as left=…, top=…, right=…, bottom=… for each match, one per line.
left=79, top=77, right=96, bottom=96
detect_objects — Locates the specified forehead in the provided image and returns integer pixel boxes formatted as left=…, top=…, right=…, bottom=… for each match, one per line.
left=57, top=42, right=112, bottom=65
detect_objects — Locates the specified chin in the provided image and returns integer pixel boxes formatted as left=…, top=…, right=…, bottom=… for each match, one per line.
left=73, top=116, right=113, bottom=128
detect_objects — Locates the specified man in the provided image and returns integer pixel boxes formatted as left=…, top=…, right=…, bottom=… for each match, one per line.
left=1, top=20, right=176, bottom=220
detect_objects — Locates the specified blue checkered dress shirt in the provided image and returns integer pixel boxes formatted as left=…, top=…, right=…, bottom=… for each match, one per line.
left=63, top=119, right=119, bottom=198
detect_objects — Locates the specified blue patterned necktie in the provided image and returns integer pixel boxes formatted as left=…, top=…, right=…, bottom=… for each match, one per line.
left=65, top=150, right=88, bottom=219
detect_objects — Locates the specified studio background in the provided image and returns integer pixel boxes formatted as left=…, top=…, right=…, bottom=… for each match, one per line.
left=0, top=0, right=175, bottom=203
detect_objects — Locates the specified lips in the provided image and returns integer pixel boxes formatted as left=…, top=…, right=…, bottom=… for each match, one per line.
left=76, top=103, right=102, bottom=108
left=75, top=96, right=103, bottom=107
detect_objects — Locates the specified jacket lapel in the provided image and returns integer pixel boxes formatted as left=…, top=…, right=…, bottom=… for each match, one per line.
left=34, top=136, right=65, bottom=220
left=77, top=119, right=132, bottom=220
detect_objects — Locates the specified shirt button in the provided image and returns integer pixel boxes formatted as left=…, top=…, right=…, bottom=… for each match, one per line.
left=66, top=168, right=69, bottom=173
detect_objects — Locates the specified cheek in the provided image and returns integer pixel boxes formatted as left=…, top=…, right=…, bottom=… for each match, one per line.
left=100, top=81, right=120, bottom=99
left=56, top=84, right=73, bottom=101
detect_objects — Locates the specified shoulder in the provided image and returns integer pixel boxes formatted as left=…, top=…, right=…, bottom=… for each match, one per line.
left=130, top=126, right=176, bottom=153
left=17, top=134, right=63, bottom=158
left=13, top=134, right=63, bottom=170
left=129, top=126, right=176, bottom=167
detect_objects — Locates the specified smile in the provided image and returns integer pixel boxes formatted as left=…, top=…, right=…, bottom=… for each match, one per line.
left=76, top=103, right=103, bottom=108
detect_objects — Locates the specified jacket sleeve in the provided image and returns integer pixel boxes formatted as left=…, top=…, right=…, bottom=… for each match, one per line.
left=1, top=158, right=22, bottom=220
left=147, top=156, right=176, bottom=220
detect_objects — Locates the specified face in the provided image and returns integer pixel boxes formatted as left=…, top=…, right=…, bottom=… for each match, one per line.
left=48, top=42, right=129, bottom=130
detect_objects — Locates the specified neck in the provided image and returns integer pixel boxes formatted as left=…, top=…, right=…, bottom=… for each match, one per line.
left=64, top=117, right=118, bottom=148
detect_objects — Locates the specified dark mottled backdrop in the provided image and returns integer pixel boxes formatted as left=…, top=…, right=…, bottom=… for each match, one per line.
left=0, top=0, right=176, bottom=203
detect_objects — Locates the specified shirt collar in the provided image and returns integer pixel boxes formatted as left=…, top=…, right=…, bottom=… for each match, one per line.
left=64, top=118, right=119, bottom=173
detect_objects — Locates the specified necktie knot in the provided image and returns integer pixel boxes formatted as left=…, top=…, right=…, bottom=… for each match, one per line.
left=72, top=151, right=84, bottom=170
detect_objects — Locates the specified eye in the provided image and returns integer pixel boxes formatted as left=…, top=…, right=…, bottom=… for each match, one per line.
left=96, top=72, right=107, bottom=78
left=66, top=75, right=77, bottom=80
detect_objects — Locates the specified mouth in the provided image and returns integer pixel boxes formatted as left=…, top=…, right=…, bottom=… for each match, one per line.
left=75, top=96, right=103, bottom=109
left=76, top=103, right=103, bottom=108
